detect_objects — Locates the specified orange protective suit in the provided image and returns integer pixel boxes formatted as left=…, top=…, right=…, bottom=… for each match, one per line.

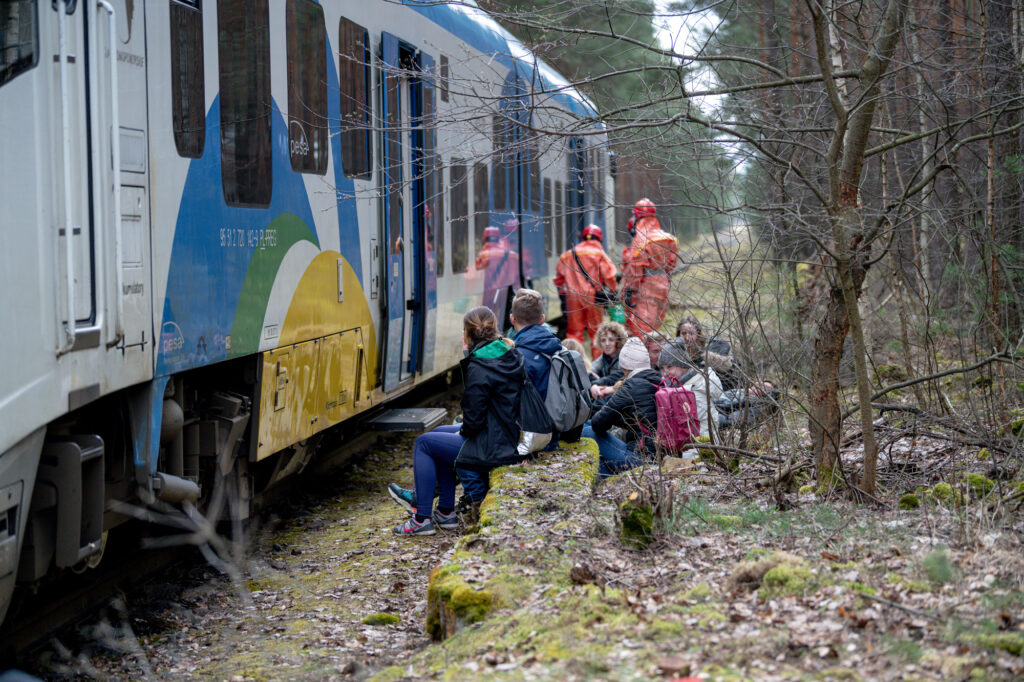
left=621, top=216, right=678, bottom=338
left=554, top=239, right=617, bottom=359
left=475, top=234, right=519, bottom=319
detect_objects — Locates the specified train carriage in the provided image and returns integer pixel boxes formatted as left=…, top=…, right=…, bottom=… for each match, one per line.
left=0, top=0, right=614, bottom=625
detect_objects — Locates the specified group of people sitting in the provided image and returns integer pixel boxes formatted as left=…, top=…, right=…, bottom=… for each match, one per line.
left=387, top=289, right=777, bottom=537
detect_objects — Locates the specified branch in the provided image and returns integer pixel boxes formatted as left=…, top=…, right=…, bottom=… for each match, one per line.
left=841, top=352, right=1016, bottom=420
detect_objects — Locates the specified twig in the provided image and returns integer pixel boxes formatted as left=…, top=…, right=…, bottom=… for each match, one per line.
left=859, top=592, right=940, bottom=621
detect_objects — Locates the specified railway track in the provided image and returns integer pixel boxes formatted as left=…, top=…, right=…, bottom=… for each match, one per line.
left=1, top=377, right=459, bottom=666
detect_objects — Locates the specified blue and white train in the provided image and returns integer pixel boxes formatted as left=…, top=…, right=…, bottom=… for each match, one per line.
left=0, top=0, right=613, bottom=624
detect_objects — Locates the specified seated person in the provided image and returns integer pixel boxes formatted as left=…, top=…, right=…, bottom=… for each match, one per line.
left=675, top=316, right=778, bottom=428
left=581, top=337, right=661, bottom=478
left=714, top=381, right=780, bottom=428
left=387, top=306, right=524, bottom=535
left=659, top=338, right=724, bottom=438
left=561, top=337, right=591, bottom=373
left=676, top=316, right=740, bottom=391
left=589, top=321, right=627, bottom=401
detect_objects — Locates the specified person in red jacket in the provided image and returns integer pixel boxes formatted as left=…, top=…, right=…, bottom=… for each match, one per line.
left=621, top=198, right=678, bottom=340
left=554, top=224, right=618, bottom=359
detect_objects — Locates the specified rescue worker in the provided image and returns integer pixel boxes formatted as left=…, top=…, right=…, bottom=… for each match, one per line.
left=475, top=226, right=519, bottom=319
left=621, top=198, right=678, bottom=340
left=554, top=224, right=617, bottom=360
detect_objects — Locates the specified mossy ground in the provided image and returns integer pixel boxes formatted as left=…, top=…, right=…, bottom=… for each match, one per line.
left=370, top=438, right=1024, bottom=681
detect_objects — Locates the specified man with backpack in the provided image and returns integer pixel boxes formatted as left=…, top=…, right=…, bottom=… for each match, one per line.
left=457, top=289, right=589, bottom=505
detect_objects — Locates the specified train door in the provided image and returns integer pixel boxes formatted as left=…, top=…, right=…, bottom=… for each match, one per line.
left=510, top=70, right=543, bottom=286
left=46, top=0, right=150, bottom=366
left=379, top=33, right=433, bottom=392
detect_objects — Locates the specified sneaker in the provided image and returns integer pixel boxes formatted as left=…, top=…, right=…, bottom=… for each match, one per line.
left=432, top=509, right=459, bottom=530
left=392, top=516, right=435, bottom=536
left=387, top=483, right=417, bottom=514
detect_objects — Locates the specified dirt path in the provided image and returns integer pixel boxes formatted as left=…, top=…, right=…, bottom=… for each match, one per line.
left=28, top=431, right=453, bottom=680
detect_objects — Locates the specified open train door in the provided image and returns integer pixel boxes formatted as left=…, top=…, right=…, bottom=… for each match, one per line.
left=379, top=33, right=436, bottom=392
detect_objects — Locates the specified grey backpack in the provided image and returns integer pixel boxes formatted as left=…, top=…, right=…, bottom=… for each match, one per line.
left=542, top=349, right=593, bottom=432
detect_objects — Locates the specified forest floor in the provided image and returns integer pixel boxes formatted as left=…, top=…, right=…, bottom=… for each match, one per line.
left=22, top=403, right=1024, bottom=681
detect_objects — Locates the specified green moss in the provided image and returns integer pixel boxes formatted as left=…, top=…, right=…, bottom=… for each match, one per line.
left=977, top=448, right=991, bottom=461
left=876, top=364, right=907, bottom=382
left=964, top=473, right=995, bottom=498
left=817, top=463, right=843, bottom=494
left=798, top=483, right=816, bottom=494
left=369, top=665, right=407, bottom=682
left=744, top=547, right=771, bottom=561
left=711, top=514, right=743, bottom=529
left=1015, top=481, right=1024, bottom=496
left=899, top=493, right=920, bottom=510
left=477, top=494, right=508, bottom=528
left=960, top=631, right=1024, bottom=656
left=362, top=612, right=400, bottom=626
left=684, top=582, right=713, bottom=602
left=649, top=618, right=688, bottom=638
left=682, top=603, right=728, bottom=626
left=618, top=498, right=654, bottom=548
left=932, top=482, right=962, bottom=507
left=760, top=558, right=814, bottom=598
left=843, top=581, right=878, bottom=596
left=1011, top=418, right=1024, bottom=436
left=887, top=572, right=932, bottom=593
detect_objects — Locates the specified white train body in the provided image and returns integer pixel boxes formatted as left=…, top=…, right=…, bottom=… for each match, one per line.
left=0, top=0, right=613, bottom=625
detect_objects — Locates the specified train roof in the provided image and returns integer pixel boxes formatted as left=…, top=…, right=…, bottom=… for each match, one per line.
left=407, top=0, right=602, bottom=125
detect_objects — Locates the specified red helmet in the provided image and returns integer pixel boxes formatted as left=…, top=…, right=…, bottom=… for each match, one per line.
left=581, top=224, right=603, bottom=242
left=633, top=198, right=656, bottom=219
left=483, top=226, right=501, bottom=242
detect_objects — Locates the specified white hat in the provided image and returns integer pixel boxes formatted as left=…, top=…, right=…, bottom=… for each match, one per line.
left=618, top=337, right=651, bottom=371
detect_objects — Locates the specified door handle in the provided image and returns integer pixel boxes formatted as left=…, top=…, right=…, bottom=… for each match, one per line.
left=97, top=0, right=124, bottom=348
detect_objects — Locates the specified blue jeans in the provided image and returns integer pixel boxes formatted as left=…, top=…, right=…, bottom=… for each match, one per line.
left=581, top=423, right=644, bottom=478
left=413, top=424, right=464, bottom=514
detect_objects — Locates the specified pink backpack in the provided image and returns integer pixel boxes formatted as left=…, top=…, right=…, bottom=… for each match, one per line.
left=655, top=378, right=700, bottom=453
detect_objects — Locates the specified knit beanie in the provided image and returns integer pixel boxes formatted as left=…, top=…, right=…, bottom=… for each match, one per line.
left=618, top=337, right=651, bottom=371
left=658, top=339, right=691, bottom=369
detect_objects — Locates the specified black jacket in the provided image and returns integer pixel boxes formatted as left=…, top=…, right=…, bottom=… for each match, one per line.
left=591, top=368, right=662, bottom=456
left=590, top=353, right=623, bottom=387
left=456, top=338, right=525, bottom=469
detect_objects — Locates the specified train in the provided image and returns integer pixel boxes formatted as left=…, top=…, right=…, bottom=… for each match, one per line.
left=0, top=0, right=614, bottom=626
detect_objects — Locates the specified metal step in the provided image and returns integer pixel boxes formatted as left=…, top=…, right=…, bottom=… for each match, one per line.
left=364, top=407, right=448, bottom=433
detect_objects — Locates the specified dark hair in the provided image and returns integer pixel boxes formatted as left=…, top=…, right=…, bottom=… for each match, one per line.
left=464, top=306, right=499, bottom=345
left=676, top=315, right=704, bottom=341
left=510, top=288, right=544, bottom=325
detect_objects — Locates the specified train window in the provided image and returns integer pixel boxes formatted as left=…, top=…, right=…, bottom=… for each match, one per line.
left=436, top=160, right=446, bottom=277
left=473, top=162, right=489, bottom=249
left=554, top=180, right=564, bottom=256
left=170, top=1, right=204, bottom=158
left=286, top=0, right=327, bottom=175
left=439, top=55, right=449, bottom=103
left=492, top=117, right=507, bottom=212
left=543, top=177, right=552, bottom=258
left=1, top=0, right=37, bottom=88
left=218, top=0, right=272, bottom=207
left=450, top=161, right=469, bottom=274
left=339, top=17, right=370, bottom=179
